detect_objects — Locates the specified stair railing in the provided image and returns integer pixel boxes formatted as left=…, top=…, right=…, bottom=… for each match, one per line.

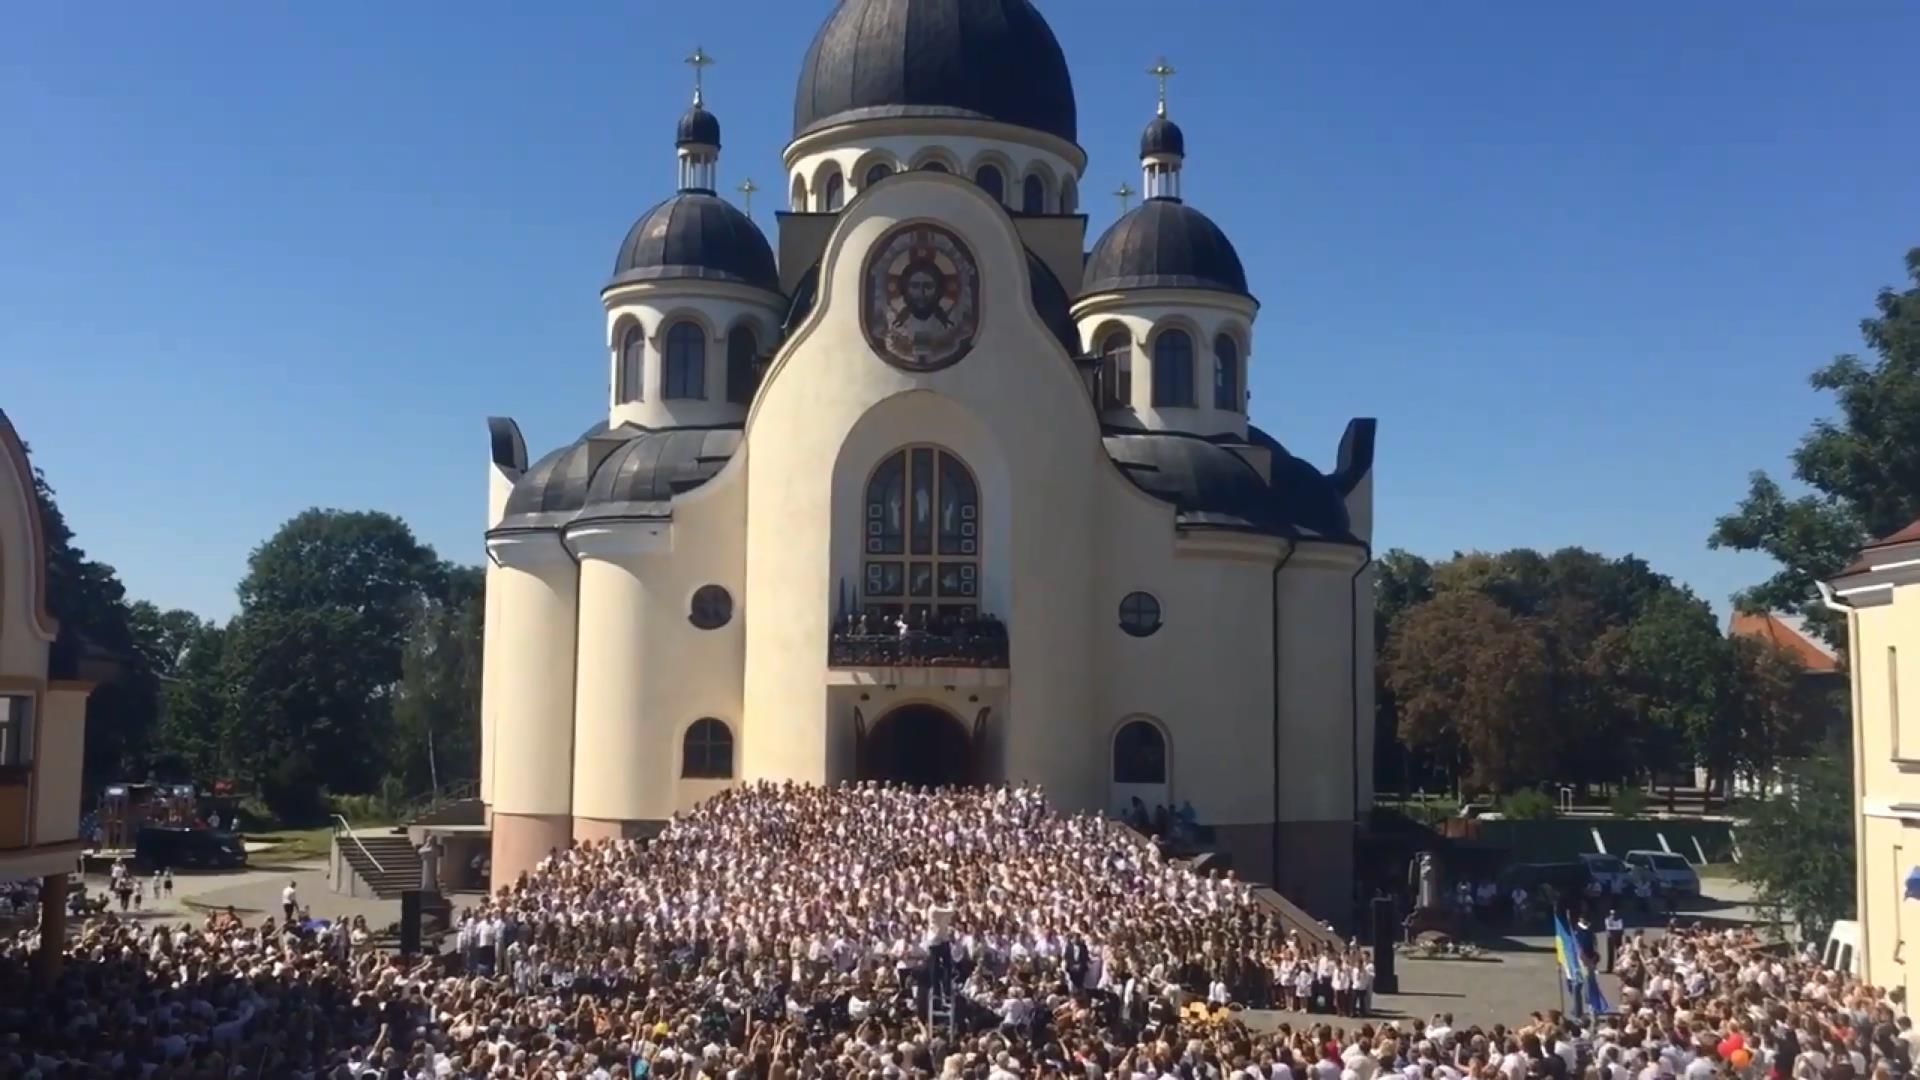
left=331, top=813, right=388, bottom=875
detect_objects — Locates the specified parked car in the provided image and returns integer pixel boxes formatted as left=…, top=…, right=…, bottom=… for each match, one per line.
left=1623, top=849, right=1701, bottom=898
left=1578, top=852, right=1632, bottom=893
left=135, top=826, right=248, bottom=870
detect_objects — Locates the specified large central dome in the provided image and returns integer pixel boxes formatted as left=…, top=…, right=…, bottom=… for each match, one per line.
left=792, top=0, right=1078, bottom=144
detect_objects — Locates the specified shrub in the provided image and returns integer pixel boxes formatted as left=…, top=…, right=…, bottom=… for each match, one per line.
left=1498, top=788, right=1558, bottom=820
left=1609, top=787, right=1648, bottom=819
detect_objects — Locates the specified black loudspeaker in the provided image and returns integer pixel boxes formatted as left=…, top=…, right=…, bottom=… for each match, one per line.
left=1370, top=896, right=1398, bottom=994
left=400, top=889, right=423, bottom=955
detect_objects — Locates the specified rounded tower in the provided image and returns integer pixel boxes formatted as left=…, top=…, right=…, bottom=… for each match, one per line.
left=605, top=50, right=786, bottom=429
left=1074, top=60, right=1256, bottom=439
left=783, top=0, right=1084, bottom=215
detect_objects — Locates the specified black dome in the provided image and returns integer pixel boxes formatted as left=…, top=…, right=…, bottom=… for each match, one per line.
left=609, top=191, right=780, bottom=292
left=793, top=0, right=1077, bottom=144
left=1082, top=198, right=1249, bottom=298
left=577, top=428, right=742, bottom=522
left=1140, top=115, right=1184, bottom=159
left=677, top=104, right=720, bottom=148
left=1102, top=427, right=1353, bottom=541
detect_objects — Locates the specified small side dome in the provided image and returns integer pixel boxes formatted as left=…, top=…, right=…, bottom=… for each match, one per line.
left=1140, top=116, right=1184, bottom=159
left=1102, top=428, right=1352, bottom=540
left=609, top=191, right=780, bottom=292
left=1082, top=198, right=1249, bottom=298
left=576, top=427, right=743, bottom=521
left=497, top=437, right=600, bottom=531
left=677, top=104, right=721, bottom=148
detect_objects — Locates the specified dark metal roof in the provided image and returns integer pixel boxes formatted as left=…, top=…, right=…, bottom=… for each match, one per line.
left=1025, top=250, right=1077, bottom=354
left=1140, top=115, right=1185, bottom=159
left=610, top=191, right=780, bottom=292
left=1102, top=427, right=1354, bottom=542
left=577, top=427, right=743, bottom=522
left=792, top=0, right=1078, bottom=144
left=497, top=437, right=604, bottom=532
left=677, top=104, right=721, bottom=148
left=1082, top=197, right=1249, bottom=298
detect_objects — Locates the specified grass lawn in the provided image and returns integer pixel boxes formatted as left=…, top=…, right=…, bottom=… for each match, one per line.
left=250, top=827, right=334, bottom=862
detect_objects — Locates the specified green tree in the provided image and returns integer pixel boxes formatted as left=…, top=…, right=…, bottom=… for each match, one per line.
left=126, top=602, right=211, bottom=678
left=389, top=563, right=485, bottom=794
left=1711, top=247, right=1920, bottom=643
left=1733, top=743, right=1856, bottom=937
left=1373, top=550, right=1436, bottom=798
left=1726, top=635, right=1829, bottom=785
left=153, top=621, right=229, bottom=780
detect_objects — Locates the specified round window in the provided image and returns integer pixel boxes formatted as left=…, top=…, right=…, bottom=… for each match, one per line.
left=1118, top=591, right=1162, bottom=637
left=689, top=585, right=733, bottom=630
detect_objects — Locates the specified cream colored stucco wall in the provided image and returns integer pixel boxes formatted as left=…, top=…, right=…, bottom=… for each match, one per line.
left=32, top=686, right=86, bottom=844
left=787, top=132, right=1080, bottom=215
left=479, top=461, right=517, bottom=809
left=482, top=534, right=578, bottom=822
left=1850, top=582, right=1920, bottom=996
left=569, top=459, right=747, bottom=825
left=1072, top=295, right=1256, bottom=438
left=1276, top=548, right=1370, bottom=824
left=604, top=285, right=785, bottom=429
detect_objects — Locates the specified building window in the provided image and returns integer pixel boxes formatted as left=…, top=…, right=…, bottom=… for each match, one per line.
left=790, top=175, right=808, bottom=212
left=1152, top=329, right=1195, bottom=407
left=1060, top=176, right=1078, bottom=214
left=725, top=325, right=758, bottom=405
left=689, top=585, right=733, bottom=630
left=861, top=446, right=980, bottom=625
left=974, top=165, right=1004, bottom=203
left=1894, top=645, right=1903, bottom=758
left=1114, top=720, right=1167, bottom=784
left=618, top=324, right=645, bottom=404
left=920, top=160, right=949, bottom=173
left=1021, top=174, right=1046, bottom=214
left=823, top=171, right=845, bottom=211
left=1118, top=591, right=1162, bottom=637
left=1213, top=333, right=1240, bottom=411
left=864, top=163, right=892, bottom=188
left=0, top=696, right=32, bottom=768
left=1099, top=331, right=1132, bottom=410
left=682, top=718, right=734, bottom=779
left=663, top=322, right=706, bottom=399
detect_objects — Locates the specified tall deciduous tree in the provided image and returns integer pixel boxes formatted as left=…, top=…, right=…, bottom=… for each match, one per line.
left=1733, top=742, right=1856, bottom=937
left=389, top=563, right=485, bottom=795
left=1711, top=247, right=1920, bottom=642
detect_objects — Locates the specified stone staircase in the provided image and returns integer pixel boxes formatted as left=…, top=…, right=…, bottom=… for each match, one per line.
left=332, top=832, right=421, bottom=899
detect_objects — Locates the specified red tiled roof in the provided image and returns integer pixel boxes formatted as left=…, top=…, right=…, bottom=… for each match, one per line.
left=1839, top=516, right=1920, bottom=576
left=1729, top=610, right=1841, bottom=674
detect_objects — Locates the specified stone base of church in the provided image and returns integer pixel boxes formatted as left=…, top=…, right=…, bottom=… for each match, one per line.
left=572, top=816, right=667, bottom=844
left=1211, top=820, right=1356, bottom=930
left=492, top=812, right=571, bottom=887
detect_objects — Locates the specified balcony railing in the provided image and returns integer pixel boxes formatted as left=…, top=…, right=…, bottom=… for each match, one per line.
left=828, top=619, right=1010, bottom=669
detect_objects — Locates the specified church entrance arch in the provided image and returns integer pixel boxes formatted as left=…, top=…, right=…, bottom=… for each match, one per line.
left=858, top=704, right=974, bottom=786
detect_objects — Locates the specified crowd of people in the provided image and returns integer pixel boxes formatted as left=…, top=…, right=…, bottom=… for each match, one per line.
left=0, top=781, right=1909, bottom=1080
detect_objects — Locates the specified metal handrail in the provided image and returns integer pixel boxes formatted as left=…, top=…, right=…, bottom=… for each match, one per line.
left=330, top=813, right=387, bottom=875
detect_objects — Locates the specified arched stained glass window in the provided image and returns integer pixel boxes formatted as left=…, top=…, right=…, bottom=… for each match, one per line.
left=682, top=718, right=734, bottom=779
left=1213, top=333, right=1240, bottom=411
left=618, top=324, right=645, bottom=403
left=862, top=446, right=979, bottom=625
left=1152, top=329, right=1194, bottom=408
left=726, top=325, right=758, bottom=405
left=663, top=322, right=706, bottom=400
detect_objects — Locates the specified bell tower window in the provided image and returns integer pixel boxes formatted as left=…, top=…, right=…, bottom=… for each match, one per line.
left=861, top=446, right=979, bottom=625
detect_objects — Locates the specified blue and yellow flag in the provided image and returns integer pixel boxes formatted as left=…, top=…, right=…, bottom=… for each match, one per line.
left=1552, top=914, right=1581, bottom=984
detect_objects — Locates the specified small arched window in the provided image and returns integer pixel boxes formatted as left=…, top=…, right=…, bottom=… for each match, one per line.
left=1021, top=174, right=1046, bottom=214
left=1114, top=720, right=1167, bottom=784
left=618, top=324, right=645, bottom=404
left=1152, top=329, right=1195, bottom=408
left=726, top=325, right=758, bottom=405
left=864, top=162, right=892, bottom=188
left=663, top=322, right=706, bottom=400
left=822, top=171, right=845, bottom=212
left=682, top=718, right=734, bottom=779
left=789, top=175, right=808, bottom=212
left=1213, top=333, right=1240, bottom=411
left=920, top=160, right=950, bottom=173
left=1099, top=330, right=1132, bottom=410
left=1060, top=176, right=1078, bottom=214
left=974, top=165, right=1005, bottom=203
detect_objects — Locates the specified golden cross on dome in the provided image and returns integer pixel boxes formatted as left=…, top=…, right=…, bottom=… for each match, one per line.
left=736, top=177, right=758, bottom=218
left=685, top=46, right=715, bottom=106
left=1147, top=57, right=1175, bottom=117
left=1113, top=181, right=1135, bottom=212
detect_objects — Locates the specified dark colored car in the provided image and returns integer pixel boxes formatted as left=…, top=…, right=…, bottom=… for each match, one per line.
left=135, top=826, right=248, bottom=870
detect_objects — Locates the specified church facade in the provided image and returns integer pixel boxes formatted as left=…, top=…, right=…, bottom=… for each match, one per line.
left=479, top=0, right=1377, bottom=920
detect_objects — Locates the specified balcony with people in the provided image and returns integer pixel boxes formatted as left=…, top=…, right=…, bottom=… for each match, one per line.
left=827, top=607, right=1010, bottom=681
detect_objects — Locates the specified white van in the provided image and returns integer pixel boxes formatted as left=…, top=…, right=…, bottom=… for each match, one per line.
left=1823, top=919, right=1862, bottom=976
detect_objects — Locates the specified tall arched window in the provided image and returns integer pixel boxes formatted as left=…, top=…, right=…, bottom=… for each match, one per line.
left=1152, top=329, right=1195, bottom=408
left=1060, top=176, right=1078, bottom=214
left=663, top=322, right=706, bottom=399
left=822, top=171, right=845, bottom=211
left=1099, top=330, right=1132, bottom=410
left=725, top=325, right=758, bottom=405
left=1213, top=333, right=1240, bottom=411
left=1021, top=174, right=1046, bottom=214
left=682, top=718, right=734, bottom=779
left=864, top=162, right=892, bottom=188
left=618, top=323, right=645, bottom=404
left=862, top=447, right=979, bottom=625
left=974, top=165, right=1004, bottom=203
left=790, top=175, right=808, bottom=211
left=1114, top=720, right=1168, bottom=784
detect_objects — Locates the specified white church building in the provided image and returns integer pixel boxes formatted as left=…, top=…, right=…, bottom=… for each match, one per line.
left=478, top=0, right=1378, bottom=920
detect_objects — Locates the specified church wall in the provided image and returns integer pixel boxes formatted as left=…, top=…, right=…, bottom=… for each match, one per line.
left=1275, top=552, right=1365, bottom=825
left=479, top=462, right=516, bottom=811
left=31, top=687, right=87, bottom=844
left=787, top=133, right=1078, bottom=218
left=742, top=173, right=1104, bottom=805
left=0, top=443, right=50, bottom=680
left=483, top=534, right=579, bottom=879
left=569, top=463, right=747, bottom=829
left=604, top=290, right=783, bottom=430
left=1071, top=296, right=1255, bottom=439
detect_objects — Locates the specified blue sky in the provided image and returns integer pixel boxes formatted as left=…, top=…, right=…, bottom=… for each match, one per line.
left=3, top=2, right=1915, bottom=622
